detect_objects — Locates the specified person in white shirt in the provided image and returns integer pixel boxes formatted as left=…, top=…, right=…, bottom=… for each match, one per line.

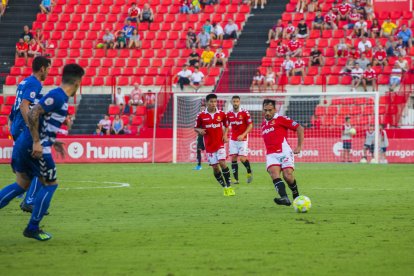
left=264, top=67, right=276, bottom=91
left=281, top=55, right=295, bottom=76
left=251, top=69, right=264, bottom=92
left=212, top=47, right=226, bottom=67
left=174, top=64, right=193, bottom=91
left=211, top=22, right=224, bottom=41
left=351, top=63, right=363, bottom=91
left=98, top=115, right=111, bottom=135
left=357, top=36, right=372, bottom=54
left=353, top=18, right=368, bottom=38
left=115, top=87, right=125, bottom=114
left=389, top=64, right=402, bottom=91
left=190, top=66, right=205, bottom=92
left=395, top=56, right=408, bottom=72
left=224, top=19, right=238, bottom=39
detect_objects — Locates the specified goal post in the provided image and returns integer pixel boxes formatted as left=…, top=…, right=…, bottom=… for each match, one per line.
left=173, top=92, right=380, bottom=164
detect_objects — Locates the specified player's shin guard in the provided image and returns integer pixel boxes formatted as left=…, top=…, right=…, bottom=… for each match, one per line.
left=287, top=179, right=299, bottom=199
left=221, top=167, right=231, bottom=187
left=24, top=177, right=42, bottom=205
left=214, top=171, right=226, bottom=187
left=197, top=150, right=202, bottom=166
left=241, top=160, right=252, bottom=173
left=231, top=161, right=239, bottom=181
left=273, top=178, right=287, bottom=197
left=0, top=183, right=25, bottom=209
left=27, top=184, right=58, bottom=231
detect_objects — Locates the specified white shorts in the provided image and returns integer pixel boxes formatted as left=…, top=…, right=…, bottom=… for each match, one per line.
left=229, top=140, right=248, bottom=157
left=206, top=148, right=226, bottom=166
left=266, top=148, right=295, bottom=171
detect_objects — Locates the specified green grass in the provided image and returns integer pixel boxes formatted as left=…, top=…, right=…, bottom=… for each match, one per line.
left=1, top=163, right=414, bottom=275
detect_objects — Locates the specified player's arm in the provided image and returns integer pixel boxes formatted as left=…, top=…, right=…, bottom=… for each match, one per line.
left=19, top=99, right=32, bottom=126
left=194, top=113, right=206, bottom=135
left=222, top=112, right=229, bottom=143
left=27, top=104, right=46, bottom=159
left=294, top=125, right=304, bottom=154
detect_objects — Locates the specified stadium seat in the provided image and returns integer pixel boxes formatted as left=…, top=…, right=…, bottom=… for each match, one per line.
left=5, top=96, right=16, bottom=105
left=131, top=116, right=143, bottom=126
left=108, top=105, right=121, bottom=115
left=0, top=116, right=8, bottom=126
left=0, top=105, right=12, bottom=115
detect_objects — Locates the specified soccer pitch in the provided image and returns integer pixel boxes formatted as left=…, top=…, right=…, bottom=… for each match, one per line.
left=1, top=163, right=413, bottom=275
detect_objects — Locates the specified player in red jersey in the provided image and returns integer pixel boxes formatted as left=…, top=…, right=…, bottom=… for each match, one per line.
left=226, top=96, right=253, bottom=184
left=261, top=99, right=304, bottom=206
left=195, top=94, right=235, bottom=196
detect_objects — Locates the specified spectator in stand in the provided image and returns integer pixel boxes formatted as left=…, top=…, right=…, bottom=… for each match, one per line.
left=27, top=39, right=41, bottom=57
left=98, top=115, right=111, bottom=135
left=370, top=18, right=381, bottom=38
left=389, top=64, right=402, bottom=91
left=364, top=1, right=374, bottom=20
left=357, top=36, right=372, bottom=54
left=251, top=69, right=264, bottom=92
left=128, top=83, right=144, bottom=113
left=93, top=127, right=104, bottom=136
left=213, top=47, right=227, bottom=68
left=380, top=18, right=397, bottom=38
left=293, top=56, right=306, bottom=78
left=123, top=124, right=132, bottom=135
left=196, top=28, right=210, bottom=49
left=276, top=40, right=288, bottom=57
left=312, top=10, right=324, bottom=30
left=281, top=55, right=295, bottom=77
left=111, top=115, right=125, bottom=135
left=283, top=21, right=296, bottom=40
left=341, top=56, right=355, bottom=73
left=307, top=0, right=319, bottom=12
left=351, top=62, right=363, bottom=91
left=395, top=38, right=407, bottom=57
left=310, top=45, right=324, bottom=66
left=372, top=45, right=388, bottom=66
left=343, top=8, right=360, bottom=36
left=296, top=0, right=307, bottom=13
left=20, top=25, right=33, bottom=43
left=115, top=87, right=125, bottom=114
left=200, top=46, right=214, bottom=67
left=188, top=47, right=200, bottom=67
left=127, top=3, right=140, bottom=28
left=186, top=27, right=197, bottom=49
left=334, top=38, right=351, bottom=57
left=102, top=29, right=115, bottom=50
left=253, top=0, right=266, bottom=9
left=396, top=55, right=409, bottom=72
left=324, top=9, right=338, bottom=30
left=211, top=22, right=224, bottom=41
left=39, top=0, right=55, bottom=14
left=385, top=36, right=396, bottom=56
left=34, top=29, right=46, bottom=50
left=287, top=36, right=302, bottom=57
left=296, top=19, right=309, bottom=38
left=180, top=0, right=191, bottom=14
left=349, top=46, right=360, bottom=59
left=203, top=20, right=212, bottom=35
left=191, top=0, right=201, bottom=14
left=190, top=66, right=204, bottom=92
left=114, top=32, right=127, bottom=49
left=224, top=19, right=238, bottom=40
left=356, top=53, right=370, bottom=70
left=397, top=24, right=412, bottom=48
left=362, top=63, right=377, bottom=91
left=15, top=38, right=28, bottom=62
left=140, top=4, right=154, bottom=24
left=264, top=67, right=276, bottom=91
left=128, top=29, right=141, bottom=49
left=352, top=17, right=368, bottom=38
left=354, top=0, right=366, bottom=19
left=121, top=19, right=135, bottom=40
left=331, top=1, right=339, bottom=15
left=266, top=19, right=284, bottom=43
left=337, top=0, right=352, bottom=21
left=174, top=64, right=192, bottom=91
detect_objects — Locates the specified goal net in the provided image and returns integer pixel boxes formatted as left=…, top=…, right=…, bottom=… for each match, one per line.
left=173, top=92, right=380, bottom=163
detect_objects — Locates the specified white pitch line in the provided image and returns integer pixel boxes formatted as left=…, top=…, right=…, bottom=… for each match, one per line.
left=59, top=181, right=130, bottom=190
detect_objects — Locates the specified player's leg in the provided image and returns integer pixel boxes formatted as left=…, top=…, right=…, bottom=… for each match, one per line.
left=21, top=176, right=42, bottom=212
left=239, top=141, right=253, bottom=183
left=282, top=168, right=299, bottom=200
left=219, top=159, right=235, bottom=196
left=229, top=140, right=239, bottom=184
left=0, top=172, right=31, bottom=209
left=266, top=153, right=290, bottom=206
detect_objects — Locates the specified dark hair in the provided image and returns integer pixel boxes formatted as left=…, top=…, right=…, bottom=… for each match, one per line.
left=232, top=95, right=240, bottom=100
left=32, top=56, right=51, bottom=73
left=345, top=116, right=350, bottom=121
left=200, top=103, right=206, bottom=107
left=206, top=93, right=217, bottom=102
left=62, top=64, right=85, bottom=85
left=263, top=99, right=276, bottom=107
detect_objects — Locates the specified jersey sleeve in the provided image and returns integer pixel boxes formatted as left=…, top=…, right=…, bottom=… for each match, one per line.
left=39, top=92, right=65, bottom=113
left=194, top=112, right=203, bottom=128
left=222, top=111, right=228, bottom=128
left=21, top=81, right=41, bottom=103
left=279, top=116, right=300, bottom=131
left=245, top=111, right=253, bottom=125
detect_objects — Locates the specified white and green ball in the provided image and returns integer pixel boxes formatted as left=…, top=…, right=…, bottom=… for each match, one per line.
left=293, top=195, right=312, bottom=213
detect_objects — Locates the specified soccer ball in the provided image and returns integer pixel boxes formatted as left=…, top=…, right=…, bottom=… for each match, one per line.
left=349, top=128, right=356, bottom=135
left=293, top=195, right=312, bottom=213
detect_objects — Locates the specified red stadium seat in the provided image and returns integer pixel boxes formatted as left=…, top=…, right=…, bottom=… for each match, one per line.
left=108, top=105, right=121, bottom=115
left=5, top=96, right=16, bottom=105
left=0, top=116, right=8, bottom=126
left=0, top=105, right=12, bottom=115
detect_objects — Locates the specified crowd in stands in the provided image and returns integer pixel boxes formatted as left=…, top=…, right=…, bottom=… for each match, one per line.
left=255, top=0, right=413, bottom=92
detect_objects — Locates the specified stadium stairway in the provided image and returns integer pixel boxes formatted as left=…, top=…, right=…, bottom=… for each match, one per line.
left=0, top=0, right=40, bottom=93
left=69, top=94, right=112, bottom=135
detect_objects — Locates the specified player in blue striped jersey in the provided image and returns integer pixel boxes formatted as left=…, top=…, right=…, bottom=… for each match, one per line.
left=8, top=56, right=51, bottom=214
left=0, top=64, right=84, bottom=241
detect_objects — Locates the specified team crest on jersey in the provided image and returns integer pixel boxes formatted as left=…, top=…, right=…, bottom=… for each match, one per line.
left=239, top=115, right=243, bottom=119
left=270, top=120, right=275, bottom=125
left=30, top=91, right=36, bottom=99
left=217, top=116, right=221, bottom=121
left=45, top=97, right=54, bottom=106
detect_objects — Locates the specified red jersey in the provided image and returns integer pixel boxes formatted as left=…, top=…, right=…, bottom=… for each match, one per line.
left=226, top=109, right=252, bottom=141
left=261, top=114, right=300, bottom=154
left=348, top=13, right=360, bottom=23
left=288, top=40, right=301, bottom=51
left=338, top=3, right=351, bottom=15
left=195, top=109, right=228, bottom=153
left=294, top=59, right=306, bottom=68
left=286, top=25, right=296, bottom=34
left=29, top=43, right=40, bottom=52
left=363, top=68, right=377, bottom=79
left=324, top=13, right=337, bottom=23
left=16, top=42, right=28, bottom=51
left=374, top=50, right=387, bottom=61
left=350, top=50, right=360, bottom=59
left=276, top=45, right=288, bottom=56
left=128, top=7, right=140, bottom=17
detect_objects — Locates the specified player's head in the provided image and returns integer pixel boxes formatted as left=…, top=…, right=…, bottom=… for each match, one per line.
left=380, top=124, right=385, bottom=130
left=231, top=95, right=241, bottom=110
left=61, top=64, right=85, bottom=96
left=369, top=124, right=374, bottom=131
left=205, top=93, right=217, bottom=110
left=263, top=99, right=276, bottom=120
left=345, top=116, right=350, bottom=123
left=32, top=56, right=51, bottom=81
